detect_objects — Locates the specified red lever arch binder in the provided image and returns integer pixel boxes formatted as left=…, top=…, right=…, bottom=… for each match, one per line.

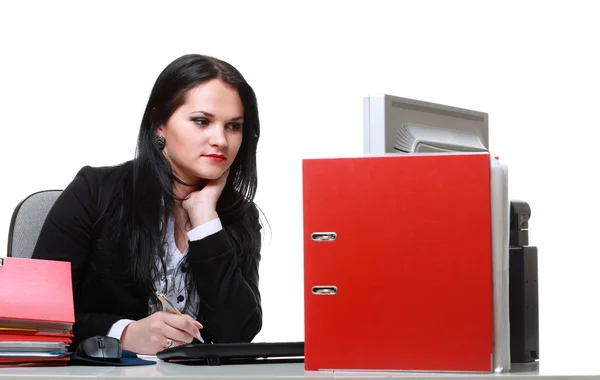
left=302, top=152, right=509, bottom=373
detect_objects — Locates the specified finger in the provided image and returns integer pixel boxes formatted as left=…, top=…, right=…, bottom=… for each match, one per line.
left=156, top=337, right=187, bottom=352
left=182, top=314, right=203, bottom=329
left=163, top=314, right=201, bottom=340
left=169, top=338, right=188, bottom=347
left=163, top=313, right=198, bottom=331
left=162, top=323, right=195, bottom=344
left=173, top=339, right=187, bottom=347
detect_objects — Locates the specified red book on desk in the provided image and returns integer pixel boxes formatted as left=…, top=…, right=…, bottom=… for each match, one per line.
left=0, top=257, right=74, bottom=366
left=302, top=152, right=509, bottom=373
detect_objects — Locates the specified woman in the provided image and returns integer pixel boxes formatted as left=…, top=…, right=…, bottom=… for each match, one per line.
left=32, top=54, right=263, bottom=355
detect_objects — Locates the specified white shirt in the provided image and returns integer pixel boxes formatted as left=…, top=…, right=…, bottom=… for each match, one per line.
left=107, top=217, right=223, bottom=340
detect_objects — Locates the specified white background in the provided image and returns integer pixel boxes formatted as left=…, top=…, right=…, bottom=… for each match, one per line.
left=1, top=0, right=598, bottom=374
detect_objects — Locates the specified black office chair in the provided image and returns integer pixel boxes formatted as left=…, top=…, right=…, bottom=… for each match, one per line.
left=7, top=189, right=62, bottom=258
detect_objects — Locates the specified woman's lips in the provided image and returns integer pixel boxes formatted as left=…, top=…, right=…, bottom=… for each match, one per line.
left=203, top=154, right=225, bottom=162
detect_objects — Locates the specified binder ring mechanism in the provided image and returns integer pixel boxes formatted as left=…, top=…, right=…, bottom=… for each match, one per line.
left=312, top=286, right=338, bottom=295
left=311, top=232, right=337, bottom=242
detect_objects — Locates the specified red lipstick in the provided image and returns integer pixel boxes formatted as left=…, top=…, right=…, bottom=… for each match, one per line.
left=203, top=154, right=225, bottom=163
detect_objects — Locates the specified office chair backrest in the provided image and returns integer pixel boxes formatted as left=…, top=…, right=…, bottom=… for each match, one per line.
left=7, top=190, right=62, bottom=258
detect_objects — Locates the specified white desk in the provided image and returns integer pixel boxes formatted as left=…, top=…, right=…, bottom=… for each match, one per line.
left=0, top=361, right=599, bottom=380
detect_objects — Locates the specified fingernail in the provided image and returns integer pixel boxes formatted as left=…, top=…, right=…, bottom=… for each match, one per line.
left=196, top=331, right=204, bottom=342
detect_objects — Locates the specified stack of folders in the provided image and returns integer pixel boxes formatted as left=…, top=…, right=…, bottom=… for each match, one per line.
left=0, top=257, right=75, bottom=367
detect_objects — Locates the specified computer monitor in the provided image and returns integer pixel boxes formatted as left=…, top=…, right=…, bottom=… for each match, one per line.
left=363, top=94, right=489, bottom=154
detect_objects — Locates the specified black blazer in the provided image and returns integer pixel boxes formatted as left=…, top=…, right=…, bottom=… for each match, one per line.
left=31, top=161, right=262, bottom=349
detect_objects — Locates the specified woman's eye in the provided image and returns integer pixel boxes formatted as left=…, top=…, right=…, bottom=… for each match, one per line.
left=192, top=118, right=209, bottom=126
left=228, top=123, right=242, bottom=131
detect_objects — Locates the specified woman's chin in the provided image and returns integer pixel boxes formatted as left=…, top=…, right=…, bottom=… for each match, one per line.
left=193, top=170, right=223, bottom=182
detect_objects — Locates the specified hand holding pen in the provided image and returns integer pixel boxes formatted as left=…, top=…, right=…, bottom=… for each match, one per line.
left=119, top=293, right=203, bottom=355
left=156, top=292, right=205, bottom=345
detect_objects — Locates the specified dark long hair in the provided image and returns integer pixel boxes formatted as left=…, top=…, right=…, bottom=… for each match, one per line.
left=99, top=54, right=262, bottom=310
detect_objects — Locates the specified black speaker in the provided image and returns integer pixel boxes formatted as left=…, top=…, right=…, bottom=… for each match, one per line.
left=509, top=201, right=539, bottom=363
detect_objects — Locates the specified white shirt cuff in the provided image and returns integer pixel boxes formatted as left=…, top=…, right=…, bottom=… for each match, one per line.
left=107, top=319, right=134, bottom=340
left=187, top=218, right=223, bottom=241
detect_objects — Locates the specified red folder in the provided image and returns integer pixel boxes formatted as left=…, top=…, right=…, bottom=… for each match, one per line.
left=0, top=257, right=74, bottom=366
left=0, top=257, right=74, bottom=332
left=302, top=152, right=503, bottom=372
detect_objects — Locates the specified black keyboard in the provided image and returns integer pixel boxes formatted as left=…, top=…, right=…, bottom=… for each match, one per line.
left=157, top=341, right=304, bottom=366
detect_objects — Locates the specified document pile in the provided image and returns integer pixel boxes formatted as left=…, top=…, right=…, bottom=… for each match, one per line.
left=0, top=257, right=74, bottom=366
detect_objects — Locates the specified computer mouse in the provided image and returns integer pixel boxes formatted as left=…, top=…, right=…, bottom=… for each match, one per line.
left=76, top=336, right=122, bottom=362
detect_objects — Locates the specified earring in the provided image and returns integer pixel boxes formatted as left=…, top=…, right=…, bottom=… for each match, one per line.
left=154, top=135, right=165, bottom=150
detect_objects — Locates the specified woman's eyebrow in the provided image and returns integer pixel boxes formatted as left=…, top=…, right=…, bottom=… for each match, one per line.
left=190, top=110, right=243, bottom=121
